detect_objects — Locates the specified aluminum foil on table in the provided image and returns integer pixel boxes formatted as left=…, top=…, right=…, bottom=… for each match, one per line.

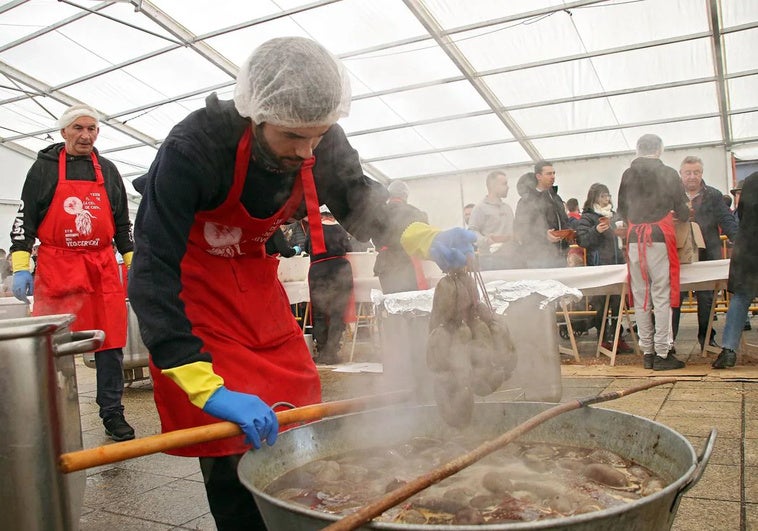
left=372, top=278, right=581, bottom=315
left=485, top=279, right=583, bottom=313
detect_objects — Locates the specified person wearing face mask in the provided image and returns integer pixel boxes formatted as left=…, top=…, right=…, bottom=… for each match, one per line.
left=9, top=104, right=136, bottom=442
left=127, top=37, right=476, bottom=530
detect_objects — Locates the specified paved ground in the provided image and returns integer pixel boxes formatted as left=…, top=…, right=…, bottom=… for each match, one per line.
left=72, top=312, right=757, bottom=530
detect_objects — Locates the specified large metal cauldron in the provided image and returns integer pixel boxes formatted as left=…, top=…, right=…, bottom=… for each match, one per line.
left=0, top=314, right=105, bottom=531
left=239, top=402, right=714, bottom=530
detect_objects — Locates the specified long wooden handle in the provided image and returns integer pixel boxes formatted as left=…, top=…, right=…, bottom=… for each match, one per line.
left=59, top=390, right=410, bottom=474
left=325, top=378, right=676, bottom=531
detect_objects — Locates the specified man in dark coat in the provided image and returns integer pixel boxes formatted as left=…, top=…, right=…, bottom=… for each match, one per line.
left=713, top=173, right=758, bottom=368
left=671, top=155, right=738, bottom=350
left=514, top=161, right=571, bottom=268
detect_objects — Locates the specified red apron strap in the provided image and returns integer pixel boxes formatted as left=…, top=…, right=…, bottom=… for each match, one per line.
left=58, top=149, right=105, bottom=184
left=411, top=256, right=429, bottom=290
left=301, top=158, right=326, bottom=255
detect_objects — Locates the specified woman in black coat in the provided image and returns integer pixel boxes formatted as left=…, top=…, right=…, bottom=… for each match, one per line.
left=714, top=171, right=758, bottom=368
left=575, top=183, right=632, bottom=352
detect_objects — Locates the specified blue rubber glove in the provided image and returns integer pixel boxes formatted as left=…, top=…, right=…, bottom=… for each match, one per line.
left=202, top=386, right=279, bottom=449
left=293, top=245, right=302, bottom=255
left=429, top=228, right=477, bottom=271
left=12, top=270, right=34, bottom=303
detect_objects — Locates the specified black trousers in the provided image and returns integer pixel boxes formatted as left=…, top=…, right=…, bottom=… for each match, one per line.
left=199, top=454, right=267, bottom=530
left=94, top=348, right=125, bottom=419
left=671, top=289, right=715, bottom=342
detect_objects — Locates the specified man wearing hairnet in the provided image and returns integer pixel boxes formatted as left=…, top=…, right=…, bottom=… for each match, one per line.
left=128, top=37, right=476, bottom=529
left=10, top=104, right=135, bottom=442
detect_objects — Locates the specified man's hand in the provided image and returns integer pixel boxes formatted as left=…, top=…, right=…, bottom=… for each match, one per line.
left=202, top=386, right=279, bottom=450
left=12, top=270, right=33, bottom=303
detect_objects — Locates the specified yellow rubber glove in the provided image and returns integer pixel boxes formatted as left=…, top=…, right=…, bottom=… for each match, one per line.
left=122, top=251, right=133, bottom=269
left=400, top=222, right=441, bottom=259
left=161, top=361, right=225, bottom=408
left=11, top=250, right=31, bottom=272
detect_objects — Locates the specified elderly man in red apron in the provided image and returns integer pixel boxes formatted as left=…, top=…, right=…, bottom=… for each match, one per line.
left=617, top=134, right=691, bottom=371
left=128, top=37, right=476, bottom=529
left=10, top=104, right=135, bottom=441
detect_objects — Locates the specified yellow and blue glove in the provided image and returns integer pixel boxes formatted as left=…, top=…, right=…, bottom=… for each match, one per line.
left=162, top=361, right=278, bottom=449
left=401, top=222, right=477, bottom=271
left=11, top=251, right=34, bottom=303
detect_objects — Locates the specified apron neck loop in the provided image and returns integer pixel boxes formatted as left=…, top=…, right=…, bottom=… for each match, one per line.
left=301, top=157, right=326, bottom=255
left=58, top=148, right=105, bottom=184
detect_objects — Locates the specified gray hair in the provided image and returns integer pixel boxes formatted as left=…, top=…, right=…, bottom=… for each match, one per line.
left=680, top=155, right=703, bottom=168
left=636, top=134, right=663, bottom=157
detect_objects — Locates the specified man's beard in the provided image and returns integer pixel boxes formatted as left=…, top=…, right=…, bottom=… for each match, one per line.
left=253, top=124, right=303, bottom=174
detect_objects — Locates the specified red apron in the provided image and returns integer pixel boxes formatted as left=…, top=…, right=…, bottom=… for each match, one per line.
left=625, top=212, right=680, bottom=311
left=150, top=127, right=323, bottom=457
left=32, top=150, right=126, bottom=351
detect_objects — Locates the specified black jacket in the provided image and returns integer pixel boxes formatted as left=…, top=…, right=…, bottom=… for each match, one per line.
left=575, top=209, right=625, bottom=266
left=129, top=94, right=418, bottom=369
left=728, top=172, right=758, bottom=295
left=10, top=144, right=133, bottom=255
left=617, top=157, right=690, bottom=242
left=265, top=229, right=298, bottom=258
left=513, top=185, right=570, bottom=267
left=689, top=182, right=738, bottom=261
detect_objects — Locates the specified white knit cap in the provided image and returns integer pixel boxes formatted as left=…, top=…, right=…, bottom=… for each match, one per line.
left=233, top=37, right=351, bottom=127
left=57, top=104, right=100, bottom=129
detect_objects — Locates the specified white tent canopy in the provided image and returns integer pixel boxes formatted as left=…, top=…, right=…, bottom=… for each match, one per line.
left=1, top=0, right=757, bottom=188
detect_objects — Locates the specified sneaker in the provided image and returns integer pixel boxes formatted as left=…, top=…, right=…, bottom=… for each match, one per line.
left=104, top=414, right=135, bottom=442
left=653, top=355, right=685, bottom=371
left=712, top=348, right=737, bottom=369
left=744, top=322, right=752, bottom=331
left=643, top=353, right=654, bottom=370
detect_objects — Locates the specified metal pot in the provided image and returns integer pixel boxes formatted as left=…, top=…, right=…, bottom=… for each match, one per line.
left=0, top=314, right=105, bottom=531
left=239, top=402, right=714, bottom=530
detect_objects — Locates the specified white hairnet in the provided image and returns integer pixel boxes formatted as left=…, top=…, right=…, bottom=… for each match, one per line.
left=58, top=103, right=99, bottom=129
left=234, top=37, right=351, bottom=128
left=387, top=180, right=409, bottom=200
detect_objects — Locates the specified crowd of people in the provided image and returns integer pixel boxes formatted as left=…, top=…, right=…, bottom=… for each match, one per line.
left=465, top=134, right=755, bottom=372
left=5, top=35, right=756, bottom=530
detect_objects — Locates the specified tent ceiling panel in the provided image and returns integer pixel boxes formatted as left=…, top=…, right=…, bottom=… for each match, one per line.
left=342, top=42, right=461, bottom=93
left=606, top=83, right=719, bottom=123
left=621, top=117, right=723, bottom=149
left=422, top=0, right=563, bottom=29
left=727, top=74, right=758, bottom=111
left=509, top=98, right=620, bottom=136
left=567, top=0, right=709, bottom=52
left=441, top=142, right=531, bottom=169
left=454, top=12, right=587, bottom=72
left=588, top=38, right=714, bottom=92
left=413, top=114, right=515, bottom=146
left=0, top=0, right=81, bottom=46
left=730, top=111, right=758, bottom=141
left=532, top=129, right=630, bottom=160
left=1, top=0, right=756, bottom=182
left=721, top=1, right=758, bottom=28
left=723, top=27, right=758, bottom=74
left=484, top=59, right=604, bottom=107
left=370, top=152, right=458, bottom=179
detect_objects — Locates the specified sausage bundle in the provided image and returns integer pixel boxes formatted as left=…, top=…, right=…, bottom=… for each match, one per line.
left=426, top=269, right=517, bottom=428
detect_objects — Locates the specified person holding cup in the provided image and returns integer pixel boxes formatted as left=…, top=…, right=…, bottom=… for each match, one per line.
left=575, top=183, right=633, bottom=353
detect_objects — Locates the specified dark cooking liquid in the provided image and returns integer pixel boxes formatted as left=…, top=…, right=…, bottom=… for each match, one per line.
left=264, top=437, right=668, bottom=525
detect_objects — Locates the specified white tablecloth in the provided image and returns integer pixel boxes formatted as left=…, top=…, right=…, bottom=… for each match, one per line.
left=281, top=259, right=730, bottom=304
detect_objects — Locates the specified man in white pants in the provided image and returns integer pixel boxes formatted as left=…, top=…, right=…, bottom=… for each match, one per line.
left=617, top=134, right=690, bottom=371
